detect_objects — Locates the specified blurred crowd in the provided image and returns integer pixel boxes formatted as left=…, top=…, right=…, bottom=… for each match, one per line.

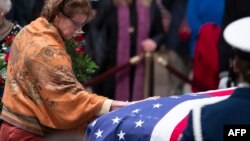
left=1, top=0, right=249, bottom=100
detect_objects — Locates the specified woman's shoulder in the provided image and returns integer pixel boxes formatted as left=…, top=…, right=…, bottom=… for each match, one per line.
left=24, top=17, right=64, bottom=47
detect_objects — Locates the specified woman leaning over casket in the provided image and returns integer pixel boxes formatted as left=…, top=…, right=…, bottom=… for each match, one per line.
left=0, top=0, right=130, bottom=140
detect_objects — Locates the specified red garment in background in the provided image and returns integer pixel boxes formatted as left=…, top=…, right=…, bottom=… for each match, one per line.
left=192, top=23, right=220, bottom=92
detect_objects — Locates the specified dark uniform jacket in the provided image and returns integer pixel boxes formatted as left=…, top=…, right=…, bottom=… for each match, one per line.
left=181, top=87, right=250, bottom=141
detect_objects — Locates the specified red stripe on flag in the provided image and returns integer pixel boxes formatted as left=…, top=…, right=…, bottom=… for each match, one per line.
left=169, top=88, right=234, bottom=141
left=170, top=116, right=189, bottom=141
left=207, top=89, right=234, bottom=97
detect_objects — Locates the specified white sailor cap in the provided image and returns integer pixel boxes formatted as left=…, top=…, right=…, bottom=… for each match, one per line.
left=223, top=17, right=250, bottom=60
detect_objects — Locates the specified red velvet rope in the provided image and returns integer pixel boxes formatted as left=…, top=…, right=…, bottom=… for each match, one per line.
left=84, top=54, right=210, bottom=92
left=165, top=64, right=211, bottom=91
left=83, top=62, right=131, bottom=87
left=83, top=55, right=144, bottom=87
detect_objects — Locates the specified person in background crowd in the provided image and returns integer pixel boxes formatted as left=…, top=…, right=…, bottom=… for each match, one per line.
left=6, top=0, right=44, bottom=26
left=0, top=0, right=21, bottom=95
left=0, top=0, right=134, bottom=140
left=161, top=0, right=190, bottom=95
left=89, top=0, right=164, bottom=101
left=186, top=0, right=224, bottom=58
left=180, top=17, right=250, bottom=141
left=186, top=0, right=224, bottom=92
left=218, top=0, right=250, bottom=89
left=0, top=0, right=21, bottom=51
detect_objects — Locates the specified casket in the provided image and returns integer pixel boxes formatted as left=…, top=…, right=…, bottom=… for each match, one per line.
left=85, top=88, right=234, bottom=141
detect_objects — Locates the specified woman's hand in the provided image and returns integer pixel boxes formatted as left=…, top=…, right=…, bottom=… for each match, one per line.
left=110, top=100, right=129, bottom=111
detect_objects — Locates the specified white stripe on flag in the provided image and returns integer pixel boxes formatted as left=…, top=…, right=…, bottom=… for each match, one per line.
left=150, top=95, right=230, bottom=141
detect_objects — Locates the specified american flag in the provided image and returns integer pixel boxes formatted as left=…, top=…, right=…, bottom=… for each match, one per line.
left=85, top=88, right=235, bottom=141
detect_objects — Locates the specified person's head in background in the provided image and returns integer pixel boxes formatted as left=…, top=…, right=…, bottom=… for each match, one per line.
left=0, top=0, right=12, bottom=22
left=41, top=0, right=92, bottom=40
left=224, top=17, right=250, bottom=85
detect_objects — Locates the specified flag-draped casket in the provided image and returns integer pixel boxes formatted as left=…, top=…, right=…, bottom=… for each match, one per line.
left=85, top=88, right=235, bottom=141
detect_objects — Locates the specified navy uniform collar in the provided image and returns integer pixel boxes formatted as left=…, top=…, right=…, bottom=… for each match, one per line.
left=231, top=87, right=250, bottom=99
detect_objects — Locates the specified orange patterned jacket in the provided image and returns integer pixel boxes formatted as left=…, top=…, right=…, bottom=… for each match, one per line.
left=0, top=17, right=112, bottom=135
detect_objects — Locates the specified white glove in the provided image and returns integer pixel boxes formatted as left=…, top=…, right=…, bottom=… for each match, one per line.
left=218, top=76, right=229, bottom=89
left=218, top=71, right=236, bottom=89
left=219, top=76, right=236, bottom=89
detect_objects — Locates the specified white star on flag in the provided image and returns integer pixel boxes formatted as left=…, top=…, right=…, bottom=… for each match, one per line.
left=91, top=120, right=97, bottom=127
left=135, top=120, right=144, bottom=128
left=112, top=117, right=121, bottom=124
left=132, top=109, right=141, bottom=113
left=117, top=130, right=126, bottom=140
left=153, top=103, right=162, bottom=108
left=94, top=129, right=103, bottom=139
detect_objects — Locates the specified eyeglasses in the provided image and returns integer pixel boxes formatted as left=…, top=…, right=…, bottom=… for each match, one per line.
left=61, top=11, right=88, bottom=30
left=59, top=0, right=89, bottom=30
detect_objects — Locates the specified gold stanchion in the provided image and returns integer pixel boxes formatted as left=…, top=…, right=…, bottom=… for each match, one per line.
left=144, top=52, right=153, bottom=98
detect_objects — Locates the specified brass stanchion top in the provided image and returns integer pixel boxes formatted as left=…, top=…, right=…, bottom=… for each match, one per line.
left=129, top=54, right=143, bottom=65
left=144, top=52, right=153, bottom=58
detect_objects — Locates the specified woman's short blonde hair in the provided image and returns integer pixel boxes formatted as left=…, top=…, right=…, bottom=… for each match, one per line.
left=41, top=0, right=92, bottom=22
left=0, top=0, right=12, bottom=14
